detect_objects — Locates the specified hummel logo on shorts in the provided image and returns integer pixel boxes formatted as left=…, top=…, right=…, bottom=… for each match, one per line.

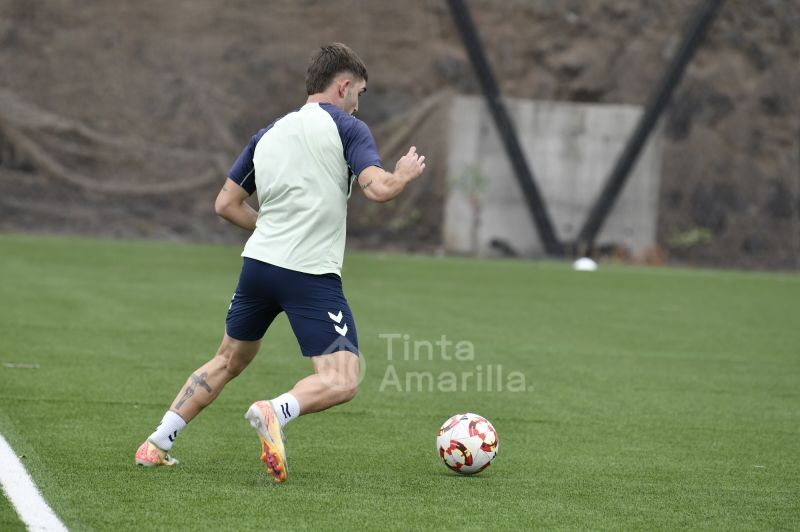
left=328, top=310, right=347, bottom=336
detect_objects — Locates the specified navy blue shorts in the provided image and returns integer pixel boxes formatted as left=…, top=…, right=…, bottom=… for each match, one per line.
left=226, top=258, right=359, bottom=356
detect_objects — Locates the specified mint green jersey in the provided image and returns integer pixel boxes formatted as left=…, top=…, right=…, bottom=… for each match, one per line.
left=227, top=102, right=382, bottom=276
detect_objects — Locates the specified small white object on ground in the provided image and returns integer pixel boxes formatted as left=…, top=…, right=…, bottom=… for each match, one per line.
left=573, top=257, right=598, bottom=271
left=3, top=363, right=41, bottom=369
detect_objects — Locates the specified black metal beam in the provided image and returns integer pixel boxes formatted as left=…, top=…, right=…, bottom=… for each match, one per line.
left=575, top=0, right=725, bottom=254
left=446, top=0, right=562, bottom=255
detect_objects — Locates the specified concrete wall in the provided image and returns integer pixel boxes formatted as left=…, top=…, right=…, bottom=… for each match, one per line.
left=444, top=96, right=663, bottom=257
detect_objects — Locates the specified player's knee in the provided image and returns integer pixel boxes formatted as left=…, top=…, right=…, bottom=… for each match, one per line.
left=337, top=370, right=359, bottom=403
left=340, top=378, right=358, bottom=403
left=214, top=347, right=248, bottom=378
left=320, top=370, right=358, bottom=403
left=224, top=358, right=248, bottom=377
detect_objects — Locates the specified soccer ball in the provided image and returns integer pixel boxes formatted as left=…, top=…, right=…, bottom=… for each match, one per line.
left=436, top=413, right=498, bottom=475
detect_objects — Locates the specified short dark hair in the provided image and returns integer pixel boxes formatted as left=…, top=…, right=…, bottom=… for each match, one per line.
left=305, top=43, right=368, bottom=95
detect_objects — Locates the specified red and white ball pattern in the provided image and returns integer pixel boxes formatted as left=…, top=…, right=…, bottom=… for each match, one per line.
left=436, top=413, right=498, bottom=475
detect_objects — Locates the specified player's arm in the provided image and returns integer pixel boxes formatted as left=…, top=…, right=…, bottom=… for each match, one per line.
left=357, top=146, right=426, bottom=203
left=214, top=178, right=258, bottom=231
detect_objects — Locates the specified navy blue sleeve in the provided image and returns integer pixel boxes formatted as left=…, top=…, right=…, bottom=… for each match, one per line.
left=341, top=118, right=382, bottom=177
left=227, top=126, right=271, bottom=195
left=320, top=104, right=382, bottom=177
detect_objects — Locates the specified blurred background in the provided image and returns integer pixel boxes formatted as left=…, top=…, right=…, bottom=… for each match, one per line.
left=0, top=0, right=798, bottom=270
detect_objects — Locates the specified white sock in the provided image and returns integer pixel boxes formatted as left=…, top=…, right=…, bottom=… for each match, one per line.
left=148, top=411, right=187, bottom=451
left=270, top=393, right=300, bottom=428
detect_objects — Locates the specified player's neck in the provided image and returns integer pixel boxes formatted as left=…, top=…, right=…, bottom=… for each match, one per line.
left=307, top=92, right=341, bottom=109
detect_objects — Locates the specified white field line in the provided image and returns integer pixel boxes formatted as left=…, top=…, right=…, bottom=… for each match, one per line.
left=0, top=434, right=68, bottom=532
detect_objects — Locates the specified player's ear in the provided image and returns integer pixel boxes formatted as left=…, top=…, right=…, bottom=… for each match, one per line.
left=338, top=77, right=350, bottom=98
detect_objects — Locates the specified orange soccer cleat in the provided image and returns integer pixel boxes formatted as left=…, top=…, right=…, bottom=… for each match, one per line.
left=135, top=440, right=180, bottom=467
left=245, top=400, right=288, bottom=483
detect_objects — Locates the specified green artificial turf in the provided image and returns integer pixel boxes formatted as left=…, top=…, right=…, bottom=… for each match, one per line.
left=0, top=485, right=26, bottom=532
left=0, top=234, right=798, bottom=530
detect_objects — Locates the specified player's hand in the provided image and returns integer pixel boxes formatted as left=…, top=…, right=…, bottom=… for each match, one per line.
left=395, top=146, right=426, bottom=182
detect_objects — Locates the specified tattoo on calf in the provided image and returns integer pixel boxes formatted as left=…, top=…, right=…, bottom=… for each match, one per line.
left=175, top=372, right=213, bottom=409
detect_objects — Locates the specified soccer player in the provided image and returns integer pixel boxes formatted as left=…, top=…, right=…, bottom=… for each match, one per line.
left=135, top=43, right=426, bottom=482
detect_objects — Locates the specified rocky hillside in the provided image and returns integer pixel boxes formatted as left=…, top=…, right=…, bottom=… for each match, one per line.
left=1, top=0, right=797, bottom=269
